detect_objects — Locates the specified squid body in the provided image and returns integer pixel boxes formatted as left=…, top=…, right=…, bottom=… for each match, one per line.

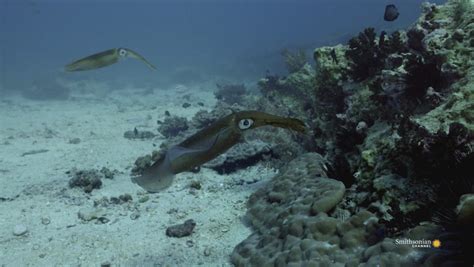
left=65, top=48, right=156, bottom=72
left=132, top=111, right=306, bottom=193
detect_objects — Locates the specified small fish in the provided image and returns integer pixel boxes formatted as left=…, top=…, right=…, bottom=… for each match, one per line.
left=132, top=111, right=306, bottom=192
left=379, top=31, right=387, bottom=47
left=65, top=48, right=156, bottom=72
left=384, top=4, right=399, bottom=21
left=330, top=48, right=338, bottom=64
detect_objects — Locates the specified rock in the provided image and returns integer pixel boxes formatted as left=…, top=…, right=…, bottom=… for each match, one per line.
left=166, top=219, right=196, bottom=238
left=13, top=224, right=28, bottom=236
left=68, top=169, right=102, bottom=193
left=123, top=129, right=156, bottom=140
left=188, top=180, right=201, bottom=190
left=138, top=195, right=149, bottom=203
left=205, top=139, right=273, bottom=174
left=158, top=116, right=189, bottom=138
left=182, top=102, right=191, bottom=108
left=41, top=217, right=50, bottom=225
left=202, top=248, right=211, bottom=257
left=78, top=208, right=107, bottom=222
left=100, top=167, right=116, bottom=179
left=68, top=138, right=81, bottom=144
left=130, top=212, right=140, bottom=220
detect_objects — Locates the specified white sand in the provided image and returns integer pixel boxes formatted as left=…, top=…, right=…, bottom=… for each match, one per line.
left=0, top=83, right=275, bottom=266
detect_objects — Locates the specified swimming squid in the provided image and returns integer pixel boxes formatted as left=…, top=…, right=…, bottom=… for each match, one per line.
left=65, top=48, right=156, bottom=72
left=132, top=111, right=306, bottom=193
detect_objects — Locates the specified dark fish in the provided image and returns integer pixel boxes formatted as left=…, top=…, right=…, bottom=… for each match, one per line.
left=379, top=31, right=387, bottom=47
left=330, top=48, right=338, bottom=64
left=384, top=4, right=399, bottom=22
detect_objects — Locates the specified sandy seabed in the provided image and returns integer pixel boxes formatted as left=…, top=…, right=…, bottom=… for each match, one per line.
left=0, top=83, right=275, bottom=266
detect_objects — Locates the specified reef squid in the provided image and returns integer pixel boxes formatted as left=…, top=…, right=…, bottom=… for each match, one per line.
left=132, top=111, right=306, bottom=193
left=65, top=48, right=156, bottom=72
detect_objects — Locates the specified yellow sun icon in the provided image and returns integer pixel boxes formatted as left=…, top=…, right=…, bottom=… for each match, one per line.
left=432, top=239, right=441, bottom=248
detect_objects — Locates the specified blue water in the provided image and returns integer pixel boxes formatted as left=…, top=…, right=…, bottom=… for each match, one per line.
left=0, top=0, right=445, bottom=91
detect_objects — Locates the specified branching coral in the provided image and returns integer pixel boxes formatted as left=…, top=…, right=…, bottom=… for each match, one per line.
left=404, top=53, right=445, bottom=100
left=345, top=28, right=384, bottom=81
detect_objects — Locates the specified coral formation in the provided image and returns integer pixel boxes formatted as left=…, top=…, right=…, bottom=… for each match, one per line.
left=232, top=154, right=421, bottom=266
left=68, top=169, right=103, bottom=193
left=157, top=115, right=189, bottom=138
left=232, top=0, right=474, bottom=265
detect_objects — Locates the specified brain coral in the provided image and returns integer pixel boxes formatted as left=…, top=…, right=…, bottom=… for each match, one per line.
left=232, top=153, right=421, bottom=266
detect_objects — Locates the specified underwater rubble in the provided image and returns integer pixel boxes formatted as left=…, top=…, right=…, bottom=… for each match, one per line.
left=67, top=167, right=117, bottom=193
left=229, top=0, right=473, bottom=265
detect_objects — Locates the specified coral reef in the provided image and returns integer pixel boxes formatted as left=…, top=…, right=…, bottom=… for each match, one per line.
left=67, top=169, right=104, bottom=193
left=123, top=128, right=156, bottom=140
left=166, top=219, right=196, bottom=238
left=232, top=154, right=421, bottom=266
left=234, top=0, right=474, bottom=265
left=157, top=115, right=189, bottom=138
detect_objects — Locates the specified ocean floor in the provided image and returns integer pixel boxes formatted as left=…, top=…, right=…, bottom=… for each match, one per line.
left=0, top=83, right=276, bottom=266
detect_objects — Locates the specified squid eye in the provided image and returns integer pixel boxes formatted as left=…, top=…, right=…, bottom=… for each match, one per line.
left=118, top=48, right=127, bottom=57
left=238, top=118, right=254, bottom=130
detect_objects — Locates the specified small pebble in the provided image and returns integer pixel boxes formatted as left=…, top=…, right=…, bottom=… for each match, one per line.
left=13, top=224, right=28, bottom=236
left=130, top=212, right=140, bottom=220
left=189, top=180, right=201, bottom=190
left=68, top=138, right=81, bottom=144
left=166, top=219, right=196, bottom=238
left=139, top=196, right=150, bottom=203
left=203, top=247, right=211, bottom=256
left=186, top=240, right=194, bottom=247
left=41, top=217, right=51, bottom=225
left=100, top=261, right=111, bottom=267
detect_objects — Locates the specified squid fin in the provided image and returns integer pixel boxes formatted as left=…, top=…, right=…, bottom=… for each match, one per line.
left=132, top=154, right=174, bottom=193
